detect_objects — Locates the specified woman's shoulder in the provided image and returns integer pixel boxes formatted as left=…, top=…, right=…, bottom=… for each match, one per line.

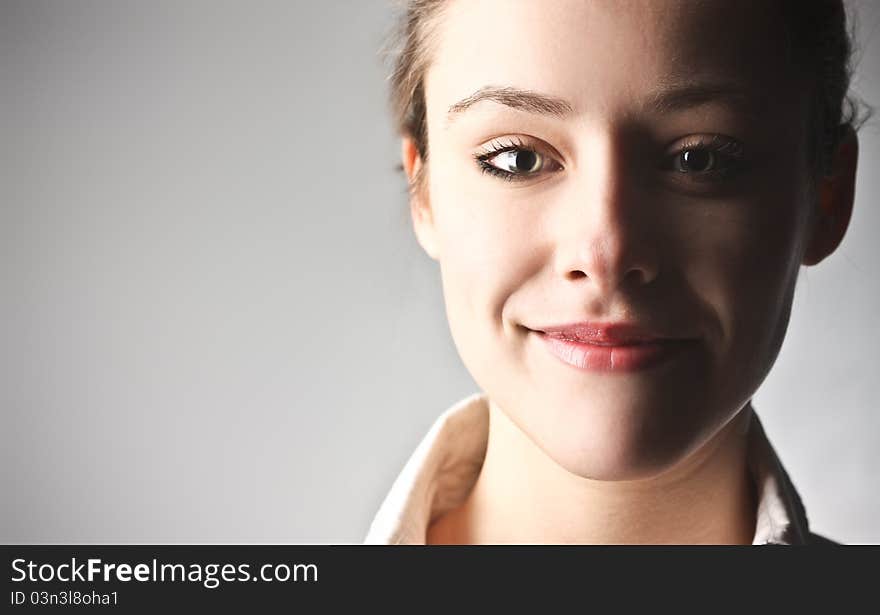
left=807, top=531, right=841, bottom=545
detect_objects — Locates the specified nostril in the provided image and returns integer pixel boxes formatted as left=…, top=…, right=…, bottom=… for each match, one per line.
left=567, top=270, right=588, bottom=281
left=626, top=266, right=657, bottom=286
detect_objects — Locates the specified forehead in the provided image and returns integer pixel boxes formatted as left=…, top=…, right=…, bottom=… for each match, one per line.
left=425, top=0, right=799, bottom=126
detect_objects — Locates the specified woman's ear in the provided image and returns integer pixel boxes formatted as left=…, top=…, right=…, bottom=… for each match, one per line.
left=402, top=136, right=439, bottom=260
left=802, top=124, right=859, bottom=266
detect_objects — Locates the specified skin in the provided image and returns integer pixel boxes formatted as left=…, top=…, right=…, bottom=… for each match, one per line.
left=401, top=0, right=858, bottom=544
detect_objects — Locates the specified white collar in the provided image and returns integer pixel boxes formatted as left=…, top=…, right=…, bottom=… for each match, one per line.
left=365, top=392, right=813, bottom=545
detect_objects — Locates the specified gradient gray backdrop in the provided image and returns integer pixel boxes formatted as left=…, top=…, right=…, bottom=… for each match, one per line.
left=2, top=0, right=878, bottom=543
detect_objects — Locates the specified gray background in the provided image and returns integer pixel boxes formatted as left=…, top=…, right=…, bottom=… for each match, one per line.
left=2, top=0, right=878, bottom=544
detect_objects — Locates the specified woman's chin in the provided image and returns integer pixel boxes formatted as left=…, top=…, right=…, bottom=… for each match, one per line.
left=514, top=392, right=720, bottom=482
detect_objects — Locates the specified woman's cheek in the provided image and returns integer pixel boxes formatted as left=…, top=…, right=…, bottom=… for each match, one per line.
left=437, top=201, right=533, bottom=311
left=681, top=194, right=806, bottom=361
left=432, top=183, right=543, bottom=378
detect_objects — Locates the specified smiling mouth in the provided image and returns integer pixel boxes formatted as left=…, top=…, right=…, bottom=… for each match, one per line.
left=539, top=334, right=661, bottom=346
left=531, top=321, right=677, bottom=344
left=528, top=325, right=696, bottom=372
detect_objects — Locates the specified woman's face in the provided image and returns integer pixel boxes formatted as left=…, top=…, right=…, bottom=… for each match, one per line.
left=412, top=0, right=819, bottom=479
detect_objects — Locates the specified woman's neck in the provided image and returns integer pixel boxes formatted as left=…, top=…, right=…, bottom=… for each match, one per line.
left=427, top=399, right=757, bottom=545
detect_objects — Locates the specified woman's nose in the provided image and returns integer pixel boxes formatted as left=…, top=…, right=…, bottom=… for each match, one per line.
left=554, top=139, right=660, bottom=295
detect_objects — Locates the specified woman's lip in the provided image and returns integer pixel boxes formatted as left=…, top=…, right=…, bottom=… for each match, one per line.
left=540, top=335, right=661, bottom=346
left=533, top=330, right=695, bottom=372
left=532, top=321, right=675, bottom=345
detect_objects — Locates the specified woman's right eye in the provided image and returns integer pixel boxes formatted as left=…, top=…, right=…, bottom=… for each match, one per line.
left=485, top=149, right=544, bottom=174
left=474, top=138, right=563, bottom=182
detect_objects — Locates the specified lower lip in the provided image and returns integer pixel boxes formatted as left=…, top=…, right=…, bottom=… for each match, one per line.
left=536, top=333, right=694, bottom=372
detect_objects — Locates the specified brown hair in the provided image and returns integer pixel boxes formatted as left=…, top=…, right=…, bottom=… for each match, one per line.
left=381, top=0, right=447, bottom=197
left=781, top=0, right=872, bottom=179
left=381, top=0, right=872, bottom=195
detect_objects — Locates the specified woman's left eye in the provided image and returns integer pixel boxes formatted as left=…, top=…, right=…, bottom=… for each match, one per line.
left=474, top=138, right=561, bottom=182
left=663, top=135, right=747, bottom=183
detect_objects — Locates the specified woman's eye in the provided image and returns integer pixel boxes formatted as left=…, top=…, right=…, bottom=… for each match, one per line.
left=665, top=137, right=746, bottom=183
left=488, top=149, right=544, bottom=174
left=475, top=141, right=561, bottom=182
left=673, top=148, right=717, bottom=173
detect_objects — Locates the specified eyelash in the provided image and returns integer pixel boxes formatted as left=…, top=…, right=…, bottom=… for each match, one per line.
left=667, top=134, right=746, bottom=183
left=473, top=135, right=747, bottom=184
left=473, top=136, right=557, bottom=182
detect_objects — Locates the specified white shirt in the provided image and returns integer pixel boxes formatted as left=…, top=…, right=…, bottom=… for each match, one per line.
left=365, top=392, right=835, bottom=545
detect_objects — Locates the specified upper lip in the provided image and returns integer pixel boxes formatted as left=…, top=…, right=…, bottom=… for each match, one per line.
left=531, top=322, right=682, bottom=345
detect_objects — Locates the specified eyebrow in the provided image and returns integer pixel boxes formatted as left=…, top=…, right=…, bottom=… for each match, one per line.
left=446, top=86, right=574, bottom=124
left=641, top=80, right=764, bottom=119
left=444, top=81, right=764, bottom=125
